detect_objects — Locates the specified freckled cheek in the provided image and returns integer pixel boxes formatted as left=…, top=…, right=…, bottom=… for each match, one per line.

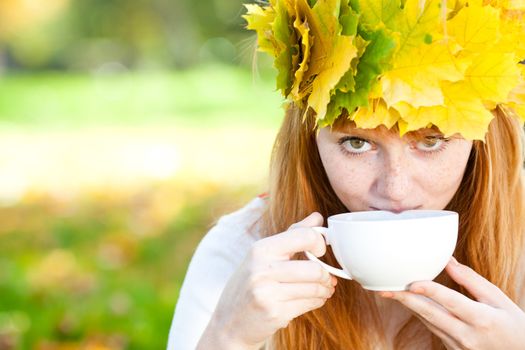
left=324, top=157, right=375, bottom=207
left=415, top=160, right=466, bottom=206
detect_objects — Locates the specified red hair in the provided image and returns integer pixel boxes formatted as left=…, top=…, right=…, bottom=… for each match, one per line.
left=259, top=104, right=525, bottom=349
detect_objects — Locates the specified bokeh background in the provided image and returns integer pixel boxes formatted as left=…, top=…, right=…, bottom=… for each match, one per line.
left=0, top=1, right=283, bottom=348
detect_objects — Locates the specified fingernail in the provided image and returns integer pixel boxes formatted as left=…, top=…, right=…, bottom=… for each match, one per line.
left=331, top=276, right=338, bottom=286
left=450, top=256, right=460, bottom=266
left=379, top=291, right=394, bottom=298
left=308, top=212, right=321, bottom=220
left=412, top=287, right=425, bottom=294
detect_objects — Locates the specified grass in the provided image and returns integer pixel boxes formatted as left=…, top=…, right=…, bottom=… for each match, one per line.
left=0, top=64, right=284, bottom=129
left=0, top=64, right=280, bottom=349
left=0, top=184, right=259, bottom=349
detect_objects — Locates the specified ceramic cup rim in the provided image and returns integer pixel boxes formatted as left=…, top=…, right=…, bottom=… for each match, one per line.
left=327, top=209, right=458, bottom=224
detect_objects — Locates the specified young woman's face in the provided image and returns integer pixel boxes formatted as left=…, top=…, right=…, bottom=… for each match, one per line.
left=316, top=125, right=473, bottom=212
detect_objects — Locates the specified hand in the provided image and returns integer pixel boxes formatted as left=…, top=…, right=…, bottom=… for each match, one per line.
left=379, top=257, right=525, bottom=349
left=197, top=212, right=337, bottom=350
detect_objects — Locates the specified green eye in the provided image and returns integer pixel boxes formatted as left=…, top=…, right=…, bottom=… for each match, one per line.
left=349, top=138, right=366, bottom=149
left=416, top=136, right=446, bottom=151
left=339, top=137, right=372, bottom=154
left=422, top=137, right=439, bottom=147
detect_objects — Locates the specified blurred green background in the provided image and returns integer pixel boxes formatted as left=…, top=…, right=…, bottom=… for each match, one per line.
left=0, top=0, right=282, bottom=348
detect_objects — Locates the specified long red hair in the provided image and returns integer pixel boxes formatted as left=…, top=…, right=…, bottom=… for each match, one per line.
left=259, top=104, right=525, bottom=349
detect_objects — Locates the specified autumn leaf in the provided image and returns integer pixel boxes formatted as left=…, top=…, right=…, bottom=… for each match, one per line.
left=339, top=0, right=359, bottom=36
left=295, top=0, right=340, bottom=79
left=404, top=81, right=495, bottom=140
left=447, top=0, right=468, bottom=17
left=447, top=3, right=500, bottom=53
left=501, top=0, right=525, bottom=10
left=243, top=4, right=278, bottom=56
left=273, top=1, right=295, bottom=95
left=391, top=101, right=435, bottom=135
left=500, top=9, right=525, bottom=59
left=244, top=0, right=524, bottom=140
left=394, top=0, right=440, bottom=53
left=359, top=0, right=401, bottom=30
left=290, top=14, right=312, bottom=100
left=288, top=0, right=341, bottom=99
left=308, top=34, right=357, bottom=120
left=299, top=0, right=358, bottom=120
left=509, top=102, right=525, bottom=122
left=464, top=52, right=521, bottom=103
left=323, top=28, right=396, bottom=127
left=352, top=98, right=400, bottom=129
left=351, top=28, right=396, bottom=105
left=333, top=34, right=368, bottom=94
left=508, top=66, right=525, bottom=122
left=382, top=40, right=467, bottom=107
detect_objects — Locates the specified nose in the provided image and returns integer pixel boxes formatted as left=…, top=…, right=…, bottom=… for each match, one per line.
left=375, top=153, right=411, bottom=202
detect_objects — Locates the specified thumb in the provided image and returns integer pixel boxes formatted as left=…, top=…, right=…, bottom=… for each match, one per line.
left=254, top=212, right=326, bottom=259
left=289, top=212, right=324, bottom=230
left=288, top=212, right=326, bottom=257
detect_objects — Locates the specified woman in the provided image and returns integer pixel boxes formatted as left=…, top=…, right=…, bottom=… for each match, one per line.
left=169, top=0, right=525, bottom=348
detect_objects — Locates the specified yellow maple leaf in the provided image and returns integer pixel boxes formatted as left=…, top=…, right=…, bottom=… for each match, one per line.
left=290, top=14, right=311, bottom=100
left=447, top=3, right=500, bottom=53
left=391, top=101, right=435, bottom=136
left=509, top=102, right=525, bottom=122
left=359, top=0, right=401, bottom=29
left=508, top=67, right=525, bottom=122
left=243, top=4, right=278, bottom=56
left=501, top=9, right=525, bottom=60
left=509, top=67, right=525, bottom=103
left=396, top=118, right=411, bottom=136
left=295, top=0, right=339, bottom=85
left=464, top=52, right=521, bottom=103
left=352, top=99, right=400, bottom=130
left=420, top=81, right=495, bottom=140
left=308, top=34, right=357, bottom=120
left=394, top=0, right=440, bottom=53
left=293, top=0, right=358, bottom=120
left=382, top=40, right=467, bottom=108
left=501, top=0, right=525, bottom=10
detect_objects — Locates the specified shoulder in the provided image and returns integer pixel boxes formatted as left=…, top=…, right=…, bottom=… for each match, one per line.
left=167, top=197, right=267, bottom=349
left=201, top=196, right=267, bottom=254
left=185, top=195, right=267, bottom=287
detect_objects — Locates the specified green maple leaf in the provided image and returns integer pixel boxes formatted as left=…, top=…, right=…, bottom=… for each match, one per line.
left=330, top=0, right=360, bottom=93
left=323, top=28, right=396, bottom=125
left=294, top=0, right=358, bottom=120
left=359, top=0, right=402, bottom=30
left=243, top=4, right=277, bottom=56
left=273, top=1, right=294, bottom=95
left=340, top=0, right=359, bottom=36
left=394, top=0, right=440, bottom=53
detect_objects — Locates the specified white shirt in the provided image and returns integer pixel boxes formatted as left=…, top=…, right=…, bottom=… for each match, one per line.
left=167, top=197, right=266, bottom=350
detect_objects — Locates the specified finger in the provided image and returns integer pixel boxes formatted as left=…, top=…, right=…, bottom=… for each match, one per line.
left=282, top=298, right=328, bottom=320
left=382, top=291, right=469, bottom=339
left=254, top=223, right=326, bottom=260
left=445, top=257, right=515, bottom=309
left=277, top=282, right=335, bottom=301
left=261, top=260, right=335, bottom=286
left=288, top=212, right=324, bottom=230
left=408, top=280, right=487, bottom=325
left=413, top=313, right=462, bottom=349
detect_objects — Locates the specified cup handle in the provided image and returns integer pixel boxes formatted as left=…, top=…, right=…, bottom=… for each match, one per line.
left=304, top=226, right=353, bottom=280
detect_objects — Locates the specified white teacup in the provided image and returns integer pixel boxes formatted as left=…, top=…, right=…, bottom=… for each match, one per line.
left=305, top=210, right=458, bottom=291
